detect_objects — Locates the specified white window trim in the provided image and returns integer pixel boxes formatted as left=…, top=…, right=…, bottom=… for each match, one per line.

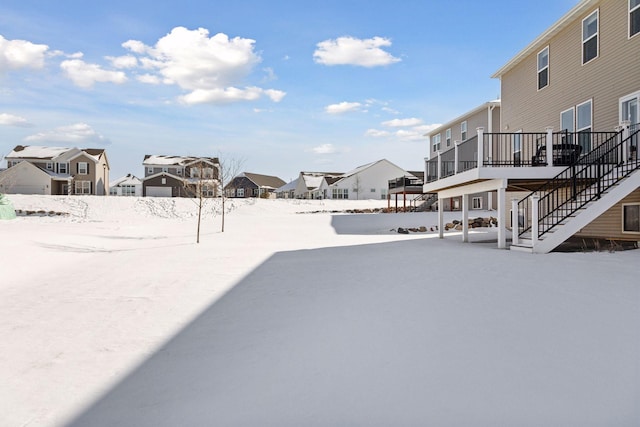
left=46, top=162, right=53, bottom=170
left=445, top=128, right=452, bottom=147
left=582, top=9, right=599, bottom=65
left=630, top=0, right=640, bottom=39
left=560, top=107, right=576, bottom=132
left=78, top=162, right=89, bottom=175
left=619, top=91, right=640, bottom=124
left=537, top=46, right=549, bottom=91
left=147, top=167, right=153, bottom=174
left=162, top=167, right=168, bottom=173
left=622, top=203, right=640, bottom=233
left=432, top=133, right=441, bottom=152
left=576, top=99, right=593, bottom=132
left=461, top=121, right=468, bottom=141
left=75, top=181, right=91, bottom=194
left=472, top=197, right=482, bottom=210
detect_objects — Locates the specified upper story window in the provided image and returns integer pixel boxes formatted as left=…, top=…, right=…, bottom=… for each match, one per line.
left=432, top=133, right=441, bottom=152
left=631, top=0, right=640, bottom=38
left=147, top=167, right=153, bottom=175
left=461, top=121, right=467, bottom=141
left=162, top=167, right=168, bottom=173
left=78, top=162, right=89, bottom=175
left=582, top=10, right=599, bottom=64
left=537, top=46, right=549, bottom=90
left=46, top=162, right=53, bottom=170
left=58, top=162, right=68, bottom=174
left=445, top=128, right=451, bottom=147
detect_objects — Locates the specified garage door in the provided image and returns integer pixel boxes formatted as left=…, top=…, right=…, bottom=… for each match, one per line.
left=146, top=186, right=172, bottom=197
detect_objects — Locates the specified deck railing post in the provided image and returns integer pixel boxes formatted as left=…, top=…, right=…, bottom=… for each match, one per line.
left=437, top=151, right=442, bottom=180
left=511, top=198, right=519, bottom=245
left=531, top=195, right=539, bottom=246
left=620, top=121, right=631, bottom=162
left=546, top=127, right=554, bottom=167
left=477, top=127, right=484, bottom=168
left=454, top=141, right=461, bottom=174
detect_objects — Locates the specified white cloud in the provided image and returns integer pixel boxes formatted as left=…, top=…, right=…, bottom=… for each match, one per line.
left=25, top=123, right=111, bottom=145
left=136, top=73, right=161, bottom=84
left=123, top=27, right=285, bottom=105
left=365, top=129, right=391, bottom=138
left=179, top=86, right=285, bottom=105
left=60, top=59, right=127, bottom=88
left=325, top=101, right=362, bottom=114
left=107, top=55, right=138, bottom=69
left=313, top=36, right=400, bottom=67
left=0, top=35, right=49, bottom=71
left=382, top=118, right=423, bottom=127
left=0, top=113, right=32, bottom=127
left=312, top=143, right=338, bottom=154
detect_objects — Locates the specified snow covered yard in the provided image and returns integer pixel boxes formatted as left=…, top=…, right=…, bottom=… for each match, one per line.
left=0, top=195, right=638, bottom=426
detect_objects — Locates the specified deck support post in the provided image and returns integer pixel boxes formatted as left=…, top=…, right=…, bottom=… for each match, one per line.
left=437, top=151, right=442, bottom=180
left=546, top=127, right=554, bottom=167
left=620, top=121, right=631, bottom=162
left=438, top=195, right=444, bottom=239
left=497, top=186, right=506, bottom=249
left=477, top=127, right=484, bottom=169
left=462, top=194, right=469, bottom=243
left=511, top=198, right=519, bottom=245
left=454, top=141, right=461, bottom=174
left=531, top=195, right=540, bottom=247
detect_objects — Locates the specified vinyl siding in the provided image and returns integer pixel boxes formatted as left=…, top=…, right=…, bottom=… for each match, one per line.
left=429, top=106, right=499, bottom=158
left=500, top=0, right=640, bottom=133
left=575, top=188, right=640, bottom=240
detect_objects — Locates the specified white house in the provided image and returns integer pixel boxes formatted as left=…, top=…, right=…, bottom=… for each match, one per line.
left=328, top=159, right=414, bottom=200
left=109, top=174, right=143, bottom=196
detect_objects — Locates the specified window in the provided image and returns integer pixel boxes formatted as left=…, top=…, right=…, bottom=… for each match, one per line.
left=370, top=188, right=376, bottom=193
left=577, top=100, right=593, bottom=153
left=432, top=133, right=441, bottom=152
left=147, top=167, right=153, bottom=174
left=623, top=204, right=640, bottom=232
left=203, top=167, right=214, bottom=178
left=561, top=107, right=575, bottom=144
left=46, top=162, right=53, bottom=170
left=176, top=168, right=182, bottom=175
left=237, top=188, right=245, bottom=197
left=162, top=167, right=168, bottom=173
left=161, top=177, right=166, bottom=184
left=446, top=128, right=452, bottom=147
left=582, top=10, right=598, bottom=64
left=122, top=185, right=135, bottom=196
left=631, top=0, right=640, bottom=38
left=461, top=121, right=467, bottom=141
left=75, top=181, right=91, bottom=194
left=78, top=162, right=88, bottom=174
left=621, top=92, right=639, bottom=124
left=537, top=46, right=549, bottom=90
left=380, top=189, right=387, bottom=200
left=58, top=163, right=68, bottom=174
left=472, top=197, right=482, bottom=210
left=332, top=188, right=349, bottom=199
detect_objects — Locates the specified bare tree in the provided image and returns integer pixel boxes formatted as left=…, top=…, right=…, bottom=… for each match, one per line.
left=182, top=159, right=217, bottom=243
left=217, top=155, right=245, bottom=233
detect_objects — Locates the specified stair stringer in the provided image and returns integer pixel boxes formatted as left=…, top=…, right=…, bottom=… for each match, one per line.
left=532, top=168, right=640, bottom=253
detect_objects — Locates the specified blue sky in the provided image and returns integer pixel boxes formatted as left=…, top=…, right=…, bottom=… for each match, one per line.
left=0, top=0, right=578, bottom=182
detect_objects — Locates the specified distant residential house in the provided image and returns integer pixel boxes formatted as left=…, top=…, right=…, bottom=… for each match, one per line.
left=275, top=179, right=298, bottom=199
left=328, top=159, right=412, bottom=200
left=0, top=145, right=109, bottom=195
left=425, top=100, right=500, bottom=211
left=225, top=172, right=286, bottom=198
left=293, top=172, right=344, bottom=199
left=142, top=154, right=220, bottom=198
left=109, top=174, right=142, bottom=196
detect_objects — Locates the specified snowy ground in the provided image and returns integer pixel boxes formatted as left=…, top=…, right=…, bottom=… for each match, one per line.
left=1, top=195, right=638, bottom=427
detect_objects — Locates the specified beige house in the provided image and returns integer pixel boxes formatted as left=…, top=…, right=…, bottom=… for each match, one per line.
left=426, top=100, right=500, bottom=212
left=424, top=0, right=640, bottom=253
left=0, top=145, right=109, bottom=195
left=142, top=154, right=220, bottom=198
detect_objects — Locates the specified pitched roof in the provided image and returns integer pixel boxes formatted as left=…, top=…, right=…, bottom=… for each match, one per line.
left=7, top=145, right=106, bottom=163
left=143, top=154, right=220, bottom=166
left=242, top=172, right=286, bottom=189
left=110, top=174, right=142, bottom=186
